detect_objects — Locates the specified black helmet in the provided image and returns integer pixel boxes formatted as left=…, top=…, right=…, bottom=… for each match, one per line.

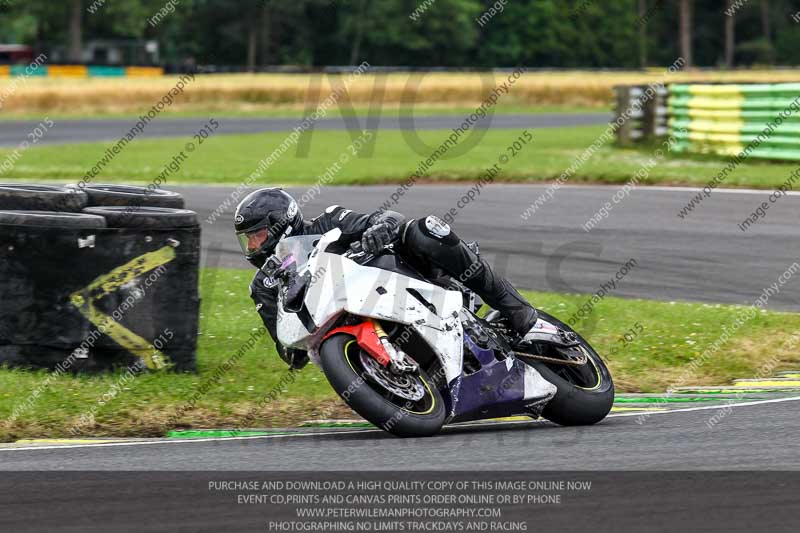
left=233, top=188, right=304, bottom=268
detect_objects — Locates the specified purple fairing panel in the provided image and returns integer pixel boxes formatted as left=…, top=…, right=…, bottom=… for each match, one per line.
left=445, top=334, right=527, bottom=421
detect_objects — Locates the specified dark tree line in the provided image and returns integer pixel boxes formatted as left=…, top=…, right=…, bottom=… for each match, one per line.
left=1, top=0, right=800, bottom=68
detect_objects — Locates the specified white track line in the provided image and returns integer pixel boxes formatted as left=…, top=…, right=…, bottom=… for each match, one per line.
left=3, top=395, right=800, bottom=453
left=557, top=184, right=800, bottom=196
left=287, top=184, right=800, bottom=196
left=603, top=395, right=800, bottom=416
left=489, top=183, right=800, bottom=196
left=0, top=429, right=371, bottom=453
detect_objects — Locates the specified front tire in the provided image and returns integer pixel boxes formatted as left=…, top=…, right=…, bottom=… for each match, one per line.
left=320, top=334, right=446, bottom=437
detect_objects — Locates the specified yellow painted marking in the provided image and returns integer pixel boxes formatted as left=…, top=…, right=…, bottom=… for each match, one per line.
left=686, top=131, right=744, bottom=144
left=610, top=406, right=667, bottom=412
left=734, top=380, right=800, bottom=387
left=684, top=97, right=745, bottom=110
left=485, top=416, right=532, bottom=423
left=14, top=439, right=120, bottom=445
left=70, top=246, right=176, bottom=370
left=46, top=65, right=88, bottom=77
left=125, top=66, right=164, bottom=77
left=685, top=120, right=745, bottom=134
left=682, top=109, right=744, bottom=120
left=75, top=246, right=176, bottom=301
left=688, top=85, right=743, bottom=96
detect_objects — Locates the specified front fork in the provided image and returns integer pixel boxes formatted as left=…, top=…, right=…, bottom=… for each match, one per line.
left=324, top=318, right=418, bottom=374
left=371, top=320, right=418, bottom=374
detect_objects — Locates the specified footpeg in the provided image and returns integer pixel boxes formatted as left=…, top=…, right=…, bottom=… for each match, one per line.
left=520, top=319, right=581, bottom=348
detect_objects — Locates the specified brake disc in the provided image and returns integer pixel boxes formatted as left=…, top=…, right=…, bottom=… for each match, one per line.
left=359, top=351, right=425, bottom=401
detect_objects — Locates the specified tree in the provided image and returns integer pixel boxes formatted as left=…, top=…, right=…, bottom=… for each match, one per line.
left=348, top=0, right=367, bottom=66
left=67, top=0, right=82, bottom=62
left=5, top=0, right=800, bottom=69
left=259, top=1, right=272, bottom=66
left=759, top=0, right=773, bottom=63
left=678, top=0, right=692, bottom=68
left=638, top=0, right=647, bottom=68
left=246, top=23, right=256, bottom=71
left=724, top=0, right=735, bottom=68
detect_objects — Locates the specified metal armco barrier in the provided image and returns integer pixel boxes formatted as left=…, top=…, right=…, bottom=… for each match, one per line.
left=668, top=83, right=800, bottom=160
left=0, top=221, right=200, bottom=372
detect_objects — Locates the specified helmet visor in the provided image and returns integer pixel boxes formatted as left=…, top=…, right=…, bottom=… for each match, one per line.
left=237, top=227, right=269, bottom=257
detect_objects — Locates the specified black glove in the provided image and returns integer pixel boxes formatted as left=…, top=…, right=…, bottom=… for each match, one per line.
left=282, top=269, right=309, bottom=313
left=362, top=223, right=395, bottom=254
left=260, top=254, right=282, bottom=277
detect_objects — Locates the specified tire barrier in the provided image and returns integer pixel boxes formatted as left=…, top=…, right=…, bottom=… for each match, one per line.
left=0, top=184, right=88, bottom=212
left=0, top=185, right=199, bottom=373
left=0, top=210, right=106, bottom=228
left=668, top=83, right=800, bottom=160
left=82, top=206, right=197, bottom=228
left=80, top=184, right=185, bottom=209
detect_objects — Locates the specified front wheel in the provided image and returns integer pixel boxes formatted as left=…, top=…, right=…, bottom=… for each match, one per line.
left=320, top=334, right=446, bottom=437
left=519, top=312, right=614, bottom=426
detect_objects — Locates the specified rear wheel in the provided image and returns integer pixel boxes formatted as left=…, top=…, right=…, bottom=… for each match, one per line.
left=517, top=311, right=614, bottom=426
left=319, top=333, right=445, bottom=437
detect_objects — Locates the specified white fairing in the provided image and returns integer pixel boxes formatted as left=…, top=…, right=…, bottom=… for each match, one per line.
left=275, top=230, right=464, bottom=384
left=312, top=252, right=464, bottom=385
left=275, top=229, right=553, bottom=406
left=275, top=306, right=312, bottom=347
left=522, top=363, right=558, bottom=401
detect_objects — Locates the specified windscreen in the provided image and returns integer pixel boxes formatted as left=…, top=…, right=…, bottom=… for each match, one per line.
left=274, top=234, right=322, bottom=271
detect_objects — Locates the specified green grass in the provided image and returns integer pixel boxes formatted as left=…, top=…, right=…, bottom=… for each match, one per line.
left=1, top=268, right=798, bottom=442
left=1, top=123, right=796, bottom=190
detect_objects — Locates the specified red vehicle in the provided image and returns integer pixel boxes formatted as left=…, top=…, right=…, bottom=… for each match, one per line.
left=0, top=44, right=34, bottom=64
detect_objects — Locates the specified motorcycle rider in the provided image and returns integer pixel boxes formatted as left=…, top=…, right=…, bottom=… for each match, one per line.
left=234, top=187, right=542, bottom=369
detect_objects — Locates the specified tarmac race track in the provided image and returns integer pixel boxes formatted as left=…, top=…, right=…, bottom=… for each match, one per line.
left=0, top=113, right=611, bottom=146
left=1, top=397, right=799, bottom=470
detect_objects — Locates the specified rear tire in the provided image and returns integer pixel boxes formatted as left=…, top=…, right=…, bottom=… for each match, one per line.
left=320, top=333, right=446, bottom=437
left=521, top=311, right=614, bottom=426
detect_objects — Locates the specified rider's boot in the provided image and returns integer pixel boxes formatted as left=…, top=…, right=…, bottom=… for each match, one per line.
left=462, top=258, right=579, bottom=347
left=461, top=257, right=539, bottom=336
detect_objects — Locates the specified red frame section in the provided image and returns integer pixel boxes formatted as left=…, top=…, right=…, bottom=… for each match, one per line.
left=323, top=321, right=391, bottom=366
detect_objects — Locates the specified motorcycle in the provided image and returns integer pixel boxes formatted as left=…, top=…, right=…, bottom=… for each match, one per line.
left=264, top=228, right=614, bottom=437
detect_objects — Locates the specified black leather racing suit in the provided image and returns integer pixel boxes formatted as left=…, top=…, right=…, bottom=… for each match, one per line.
left=249, top=205, right=537, bottom=367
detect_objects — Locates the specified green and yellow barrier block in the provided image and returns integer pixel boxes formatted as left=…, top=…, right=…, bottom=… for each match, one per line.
left=668, top=83, right=800, bottom=161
